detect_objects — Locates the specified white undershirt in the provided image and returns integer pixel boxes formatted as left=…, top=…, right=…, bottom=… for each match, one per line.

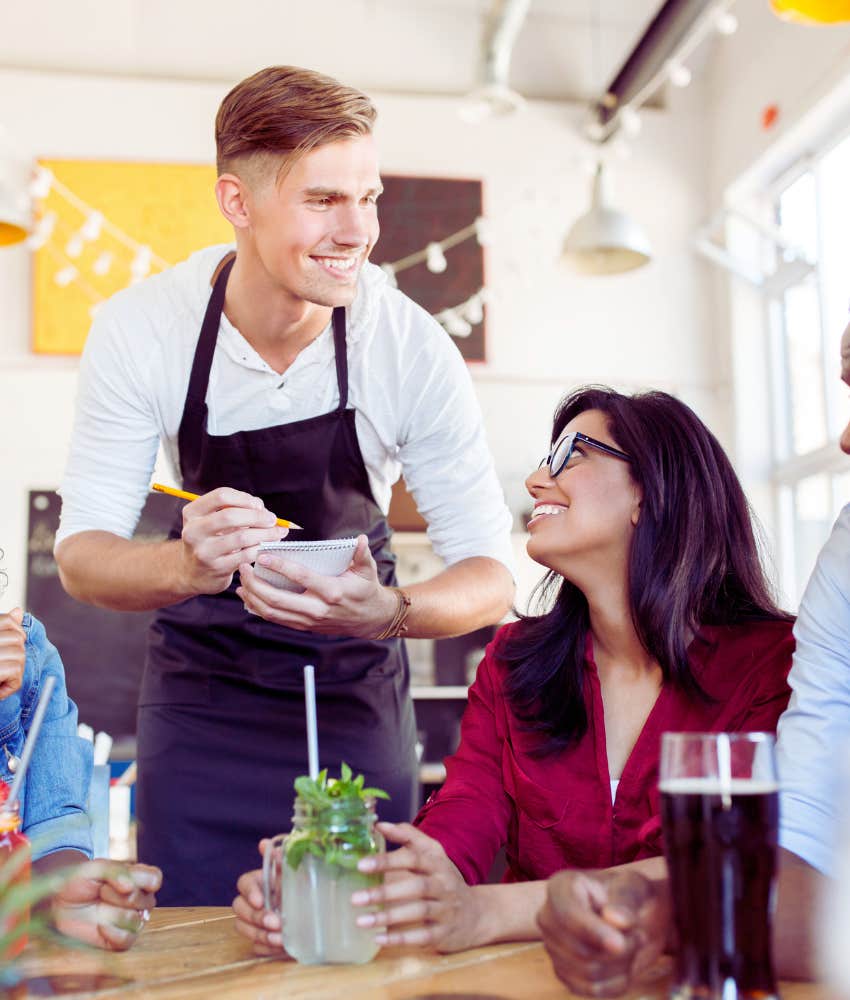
left=57, top=245, right=514, bottom=576
left=611, top=779, right=620, bottom=803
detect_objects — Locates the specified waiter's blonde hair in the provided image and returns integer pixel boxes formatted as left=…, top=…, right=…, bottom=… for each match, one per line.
left=215, top=65, right=377, bottom=182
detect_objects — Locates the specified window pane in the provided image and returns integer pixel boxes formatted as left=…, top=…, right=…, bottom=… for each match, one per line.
left=833, top=470, right=850, bottom=518
left=794, top=474, right=832, bottom=600
left=819, top=132, right=850, bottom=436
left=784, top=279, right=827, bottom=453
left=778, top=171, right=818, bottom=261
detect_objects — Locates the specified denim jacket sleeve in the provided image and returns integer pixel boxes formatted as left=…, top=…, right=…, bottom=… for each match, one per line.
left=0, top=613, right=93, bottom=860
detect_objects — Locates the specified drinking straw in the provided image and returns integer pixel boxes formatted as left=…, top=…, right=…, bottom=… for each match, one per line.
left=717, top=732, right=732, bottom=811
left=6, top=675, right=56, bottom=808
left=304, top=664, right=319, bottom=781
left=303, top=664, right=325, bottom=960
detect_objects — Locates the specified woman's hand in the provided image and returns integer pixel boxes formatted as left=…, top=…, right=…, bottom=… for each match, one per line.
left=351, top=822, right=487, bottom=953
left=52, top=860, right=162, bottom=951
left=232, top=839, right=285, bottom=956
left=0, top=607, right=26, bottom=699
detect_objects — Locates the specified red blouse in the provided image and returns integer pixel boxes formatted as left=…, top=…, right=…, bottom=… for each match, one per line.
left=415, top=619, right=794, bottom=885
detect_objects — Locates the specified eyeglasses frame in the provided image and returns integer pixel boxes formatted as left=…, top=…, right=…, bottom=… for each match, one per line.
left=541, top=431, right=632, bottom=478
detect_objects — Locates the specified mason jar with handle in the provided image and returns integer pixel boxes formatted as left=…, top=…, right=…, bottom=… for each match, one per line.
left=263, top=792, right=385, bottom=964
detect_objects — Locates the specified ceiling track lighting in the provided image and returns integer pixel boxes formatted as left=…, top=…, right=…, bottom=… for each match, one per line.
left=585, top=0, right=739, bottom=145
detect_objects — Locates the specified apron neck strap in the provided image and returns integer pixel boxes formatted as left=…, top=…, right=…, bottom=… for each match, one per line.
left=187, top=258, right=350, bottom=412
left=185, top=255, right=235, bottom=406
left=332, top=306, right=349, bottom=411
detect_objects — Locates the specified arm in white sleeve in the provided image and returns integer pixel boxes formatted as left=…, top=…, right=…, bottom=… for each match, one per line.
left=56, top=296, right=163, bottom=546
left=777, top=505, right=850, bottom=876
left=394, top=313, right=514, bottom=576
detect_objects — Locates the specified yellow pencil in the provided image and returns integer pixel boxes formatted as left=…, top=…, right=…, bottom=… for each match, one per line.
left=152, top=483, right=302, bottom=530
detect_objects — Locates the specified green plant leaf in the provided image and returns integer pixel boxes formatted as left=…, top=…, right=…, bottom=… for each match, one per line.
left=361, top=787, right=390, bottom=800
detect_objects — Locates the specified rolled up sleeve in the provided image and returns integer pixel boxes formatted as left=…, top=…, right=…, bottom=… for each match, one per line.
left=21, top=616, right=93, bottom=861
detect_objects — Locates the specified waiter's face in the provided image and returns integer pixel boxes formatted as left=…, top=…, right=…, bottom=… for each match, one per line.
left=247, top=134, right=382, bottom=307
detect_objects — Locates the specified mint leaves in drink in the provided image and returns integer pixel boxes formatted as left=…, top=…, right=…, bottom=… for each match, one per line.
left=286, top=763, right=389, bottom=872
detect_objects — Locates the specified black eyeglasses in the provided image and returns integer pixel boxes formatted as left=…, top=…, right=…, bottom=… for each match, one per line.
left=539, top=431, right=631, bottom=478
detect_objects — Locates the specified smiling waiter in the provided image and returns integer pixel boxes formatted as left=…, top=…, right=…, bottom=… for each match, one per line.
left=54, top=66, right=514, bottom=905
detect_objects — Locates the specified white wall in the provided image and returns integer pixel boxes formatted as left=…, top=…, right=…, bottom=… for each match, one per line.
left=0, top=67, right=718, bottom=607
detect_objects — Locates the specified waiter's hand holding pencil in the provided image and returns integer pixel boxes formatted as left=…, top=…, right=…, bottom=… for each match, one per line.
left=152, top=483, right=303, bottom=530
left=151, top=483, right=300, bottom=597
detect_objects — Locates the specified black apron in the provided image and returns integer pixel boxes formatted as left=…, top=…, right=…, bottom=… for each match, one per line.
left=137, top=257, right=418, bottom=905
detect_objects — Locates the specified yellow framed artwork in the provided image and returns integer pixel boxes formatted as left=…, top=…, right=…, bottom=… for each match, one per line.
left=32, top=159, right=230, bottom=355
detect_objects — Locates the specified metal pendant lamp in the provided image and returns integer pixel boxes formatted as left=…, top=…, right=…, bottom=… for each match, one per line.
left=770, top=0, right=850, bottom=23
left=0, top=183, right=29, bottom=246
left=562, top=163, right=651, bottom=276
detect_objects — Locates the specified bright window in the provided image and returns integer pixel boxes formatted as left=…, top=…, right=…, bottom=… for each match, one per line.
left=770, top=131, right=850, bottom=603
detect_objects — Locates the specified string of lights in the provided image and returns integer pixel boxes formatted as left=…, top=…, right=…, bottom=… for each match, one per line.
left=29, top=164, right=489, bottom=338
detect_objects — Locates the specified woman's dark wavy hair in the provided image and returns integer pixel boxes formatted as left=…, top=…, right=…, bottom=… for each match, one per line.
left=502, top=386, right=790, bottom=755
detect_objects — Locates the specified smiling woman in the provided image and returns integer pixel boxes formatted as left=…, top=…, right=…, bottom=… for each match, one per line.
left=234, top=385, right=796, bottom=956
left=346, top=386, right=795, bottom=951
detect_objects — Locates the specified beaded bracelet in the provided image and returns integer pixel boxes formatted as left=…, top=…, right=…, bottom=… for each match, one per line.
left=373, top=587, right=412, bottom=640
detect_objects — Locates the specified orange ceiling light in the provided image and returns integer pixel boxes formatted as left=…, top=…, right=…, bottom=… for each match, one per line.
left=770, top=0, right=850, bottom=23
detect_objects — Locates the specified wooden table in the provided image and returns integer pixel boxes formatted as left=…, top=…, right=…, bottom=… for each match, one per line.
left=16, top=907, right=828, bottom=999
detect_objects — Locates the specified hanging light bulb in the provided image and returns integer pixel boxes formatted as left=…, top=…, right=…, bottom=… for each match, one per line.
left=474, top=216, right=492, bottom=246
left=380, top=262, right=398, bottom=288
left=426, top=242, right=448, bottom=274
left=80, top=210, right=103, bottom=242
left=89, top=302, right=103, bottom=320
left=54, top=264, right=78, bottom=287
left=442, top=310, right=472, bottom=338
left=667, top=60, right=693, bottom=88
left=619, top=106, right=642, bottom=137
left=93, top=250, right=113, bottom=276
left=26, top=211, right=56, bottom=250
left=29, top=166, right=53, bottom=200
left=465, top=295, right=484, bottom=325
left=65, top=233, right=84, bottom=259
left=715, top=7, right=739, bottom=33
left=131, top=245, right=152, bottom=281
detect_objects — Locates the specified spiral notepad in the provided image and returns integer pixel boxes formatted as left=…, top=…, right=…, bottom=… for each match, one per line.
left=254, top=538, right=358, bottom=593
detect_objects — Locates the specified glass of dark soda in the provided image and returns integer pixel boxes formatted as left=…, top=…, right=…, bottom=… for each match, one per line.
left=660, top=732, right=779, bottom=1000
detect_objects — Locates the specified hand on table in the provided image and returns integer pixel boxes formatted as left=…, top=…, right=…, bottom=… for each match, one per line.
left=351, top=822, right=485, bottom=953
left=232, top=839, right=286, bottom=957
left=52, top=860, right=162, bottom=951
left=537, top=868, right=671, bottom=997
left=179, top=487, right=288, bottom=595
left=0, top=607, right=25, bottom=699
left=237, top=534, right=398, bottom=638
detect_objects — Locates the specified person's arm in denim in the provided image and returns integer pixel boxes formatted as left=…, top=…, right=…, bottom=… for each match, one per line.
left=19, top=614, right=163, bottom=950
left=19, top=613, right=93, bottom=860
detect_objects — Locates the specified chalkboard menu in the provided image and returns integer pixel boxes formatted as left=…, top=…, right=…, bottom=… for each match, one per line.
left=26, top=490, right=179, bottom=737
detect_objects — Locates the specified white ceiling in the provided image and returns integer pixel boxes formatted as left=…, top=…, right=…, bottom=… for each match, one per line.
left=0, top=0, right=664, bottom=103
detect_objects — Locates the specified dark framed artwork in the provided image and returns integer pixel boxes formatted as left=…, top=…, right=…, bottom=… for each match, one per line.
left=374, top=175, right=486, bottom=364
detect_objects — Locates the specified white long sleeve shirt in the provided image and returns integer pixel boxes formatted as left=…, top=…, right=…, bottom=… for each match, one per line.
left=777, top=504, right=850, bottom=875
left=57, top=244, right=514, bottom=574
